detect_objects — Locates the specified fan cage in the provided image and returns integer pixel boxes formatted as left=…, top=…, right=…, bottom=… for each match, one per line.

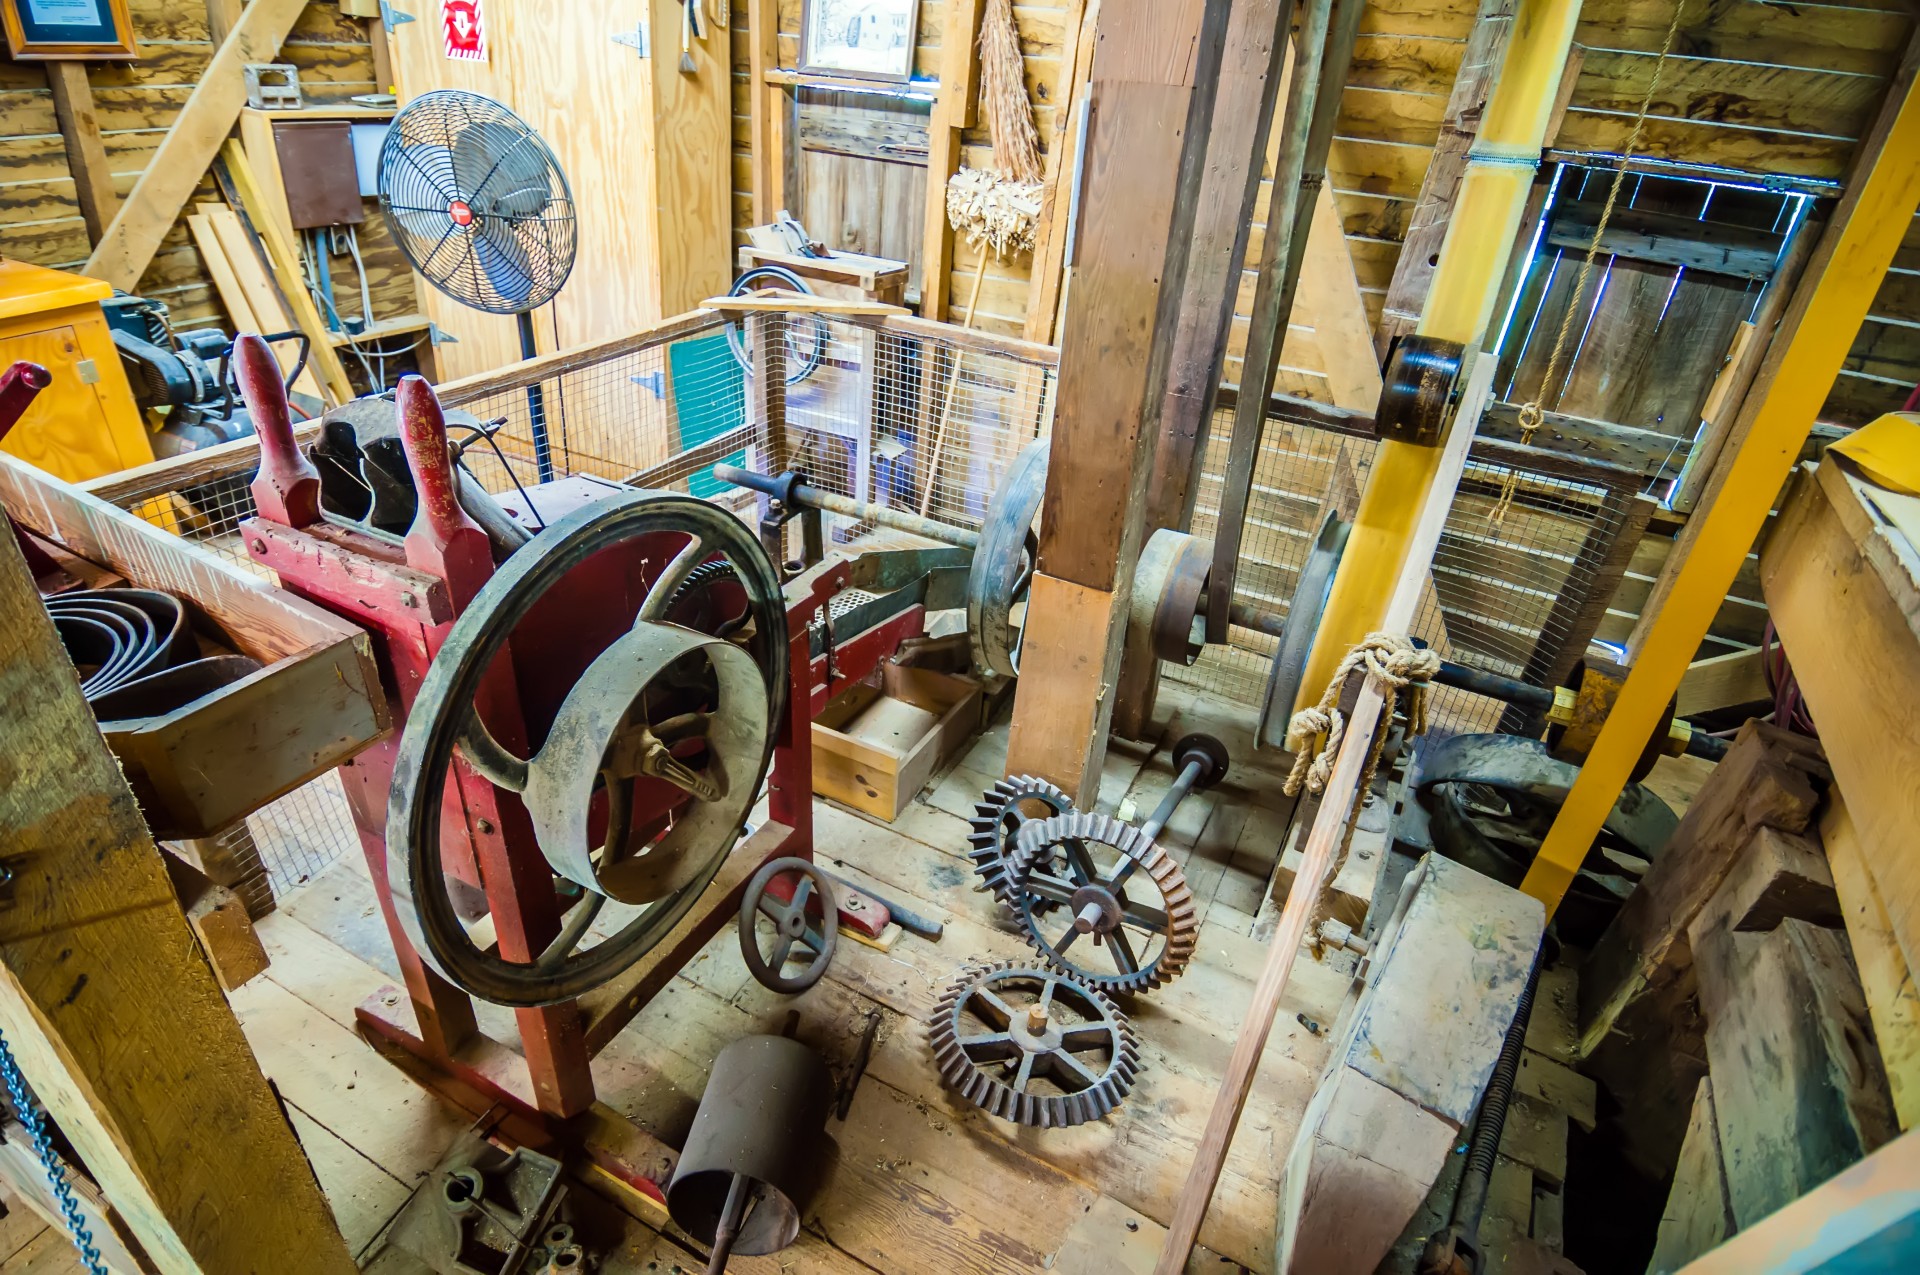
left=378, top=89, right=579, bottom=316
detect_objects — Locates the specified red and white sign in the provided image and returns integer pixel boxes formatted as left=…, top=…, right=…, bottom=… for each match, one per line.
left=441, top=0, right=488, bottom=62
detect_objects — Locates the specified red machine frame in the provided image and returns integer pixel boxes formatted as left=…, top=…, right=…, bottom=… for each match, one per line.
left=234, top=348, right=924, bottom=1199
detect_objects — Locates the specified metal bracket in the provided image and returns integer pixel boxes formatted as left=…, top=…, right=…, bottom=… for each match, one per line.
left=611, top=22, right=649, bottom=57
left=380, top=0, right=417, bottom=27
left=428, top=322, right=460, bottom=347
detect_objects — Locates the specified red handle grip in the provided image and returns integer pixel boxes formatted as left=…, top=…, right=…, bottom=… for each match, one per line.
left=0, top=362, right=53, bottom=445
left=236, top=334, right=321, bottom=528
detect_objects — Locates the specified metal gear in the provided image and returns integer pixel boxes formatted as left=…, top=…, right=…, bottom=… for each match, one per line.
left=928, top=962, right=1140, bottom=1128
left=1007, top=812, right=1198, bottom=995
left=966, top=774, right=1074, bottom=905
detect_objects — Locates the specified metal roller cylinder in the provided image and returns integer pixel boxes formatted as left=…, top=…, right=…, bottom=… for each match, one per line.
left=667, top=1035, right=835, bottom=1258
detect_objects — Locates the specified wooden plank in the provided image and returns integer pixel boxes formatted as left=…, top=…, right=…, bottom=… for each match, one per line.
left=194, top=204, right=327, bottom=404
left=0, top=520, right=354, bottom=1271
left=44, top=63, right=117, bottom=248
left=1579, top=721, right=1830, bottom=1057
left=1821, top=792, right=1920, bottom=1133
left=83, top=0, right=306, bottom=291
left=1298, top=183, right=1384, bottom=411
left=1676, top=647, right=1769, bottom=716
left=1546, top=200, right=1784, bottom=280
left=1646, top=1078, right=1733, bottom=1275
left=918, top=0, right=986, bottom=322
left=1373, top=0, right=1515, bottom=355
left=160, top=847, right=270, bottom=992
left=1691, top=915, right=1898, bottom=1229
left=1004, top=0, right=1235, bottom=797
left=1762, top=459, right=1920, bottom=1000
left=1022, top=0, right=1099, bottom=345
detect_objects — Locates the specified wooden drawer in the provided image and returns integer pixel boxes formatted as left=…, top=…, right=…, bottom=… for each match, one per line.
left=0, top=453, right=390, bottom=838
left=813, top=665, right=981, bottom=821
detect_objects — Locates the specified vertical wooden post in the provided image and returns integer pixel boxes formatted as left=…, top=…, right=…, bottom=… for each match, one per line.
left=1002, top=0, right=1235, bottom=801
left=46, top=64, right=118, bottom=248
left=749, top=0, right=785, bottom=224
left=0, top=529, right=354, bottom=1271
left=919, top=0, right=987, bottom=321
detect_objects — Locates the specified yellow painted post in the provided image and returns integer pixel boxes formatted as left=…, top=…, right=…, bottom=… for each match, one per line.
left=1521, top=54, right=1920, bottom=911
left=1292, top=0, right=1584, bottom=710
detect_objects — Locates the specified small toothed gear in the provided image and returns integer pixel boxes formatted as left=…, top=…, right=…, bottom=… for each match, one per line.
left=1006, top=811, right=1199, bottom=995
left=967, top=775, right=1073, bottom=904
left=928, top=961, right=1140, bottom=1127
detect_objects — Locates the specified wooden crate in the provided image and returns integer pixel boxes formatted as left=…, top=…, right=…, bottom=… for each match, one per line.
left=813, top=665, right=982, bottom=821
left=0, top=453, right=389, bottom=839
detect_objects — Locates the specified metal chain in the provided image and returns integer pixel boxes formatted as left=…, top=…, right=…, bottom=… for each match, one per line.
left=1491, top=0, right=1693, bottom=526
left=0, top=1029, right=109, bottom=1275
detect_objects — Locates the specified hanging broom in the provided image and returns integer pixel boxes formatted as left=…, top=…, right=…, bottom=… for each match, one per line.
left=923, top=0, right=1046, bottom=514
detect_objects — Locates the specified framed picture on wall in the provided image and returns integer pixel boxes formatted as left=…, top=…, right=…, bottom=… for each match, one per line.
left=1, top=0, right=139, bottom=60
left=799, top=0, right=920, bottom=84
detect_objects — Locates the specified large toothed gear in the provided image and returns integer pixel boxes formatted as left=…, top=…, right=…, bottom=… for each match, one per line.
left=928, top=962, right=1140, bottom=1128
left=1006, top=811, right=1199, bottom=995
left=967, top=775, right=1074, bottom=905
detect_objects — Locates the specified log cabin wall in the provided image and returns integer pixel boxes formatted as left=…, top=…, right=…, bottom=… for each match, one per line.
left=0, top=1, right=413, bottom=335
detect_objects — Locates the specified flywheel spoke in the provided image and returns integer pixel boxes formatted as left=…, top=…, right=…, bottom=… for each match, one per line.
left=458, top=713, right=529, bottom=792
left=1051, top=1048, right=1103, bottom=1091
left=636, top=532, right=707, bottom=624
left=1108, top=928, right=1140, bottom=975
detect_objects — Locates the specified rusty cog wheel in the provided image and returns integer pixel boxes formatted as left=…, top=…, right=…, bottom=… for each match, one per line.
left=928, top=961, right=1140, bottom=1128
left=1007, top=811, right=1198, bottom=995
left=966, top=775, right=1074, bottom=905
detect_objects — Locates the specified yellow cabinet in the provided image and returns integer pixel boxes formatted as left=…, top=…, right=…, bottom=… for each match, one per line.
left=0, top=259, right=153, bottom=482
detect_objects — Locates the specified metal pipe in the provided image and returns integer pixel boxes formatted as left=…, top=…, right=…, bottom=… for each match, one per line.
left=1140, top=756, right=1206, bottom=843
left=1293, top=0, right=1586, bottom=710
left=712, top=464, right=981, bottom=550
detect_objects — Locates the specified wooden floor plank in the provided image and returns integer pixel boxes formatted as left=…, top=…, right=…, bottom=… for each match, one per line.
left=284, top=1105, right=412, bottom=1259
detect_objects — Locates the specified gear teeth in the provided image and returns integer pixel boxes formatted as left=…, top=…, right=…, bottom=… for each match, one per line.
left=1005, top=811, right=1200, bottom=995
left=965, top=776, right=1073, bottom=905
left=925, top=961, right=1138, bottom=1129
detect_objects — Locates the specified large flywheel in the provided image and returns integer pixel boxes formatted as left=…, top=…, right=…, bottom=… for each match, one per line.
left=387, top=490, right=788, bottom=1007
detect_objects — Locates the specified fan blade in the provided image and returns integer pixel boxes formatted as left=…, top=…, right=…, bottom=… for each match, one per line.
left=473, top=228, right=536, bottom=309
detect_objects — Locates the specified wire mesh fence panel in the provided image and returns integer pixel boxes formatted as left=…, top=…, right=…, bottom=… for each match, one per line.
left=1172, top=404, right=1639, bottom=740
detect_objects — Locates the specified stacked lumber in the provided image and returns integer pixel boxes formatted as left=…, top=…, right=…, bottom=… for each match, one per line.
left=1576, top=721, right=1832, bottom=1178
left=1591, top=727, right=1902, bottom=1272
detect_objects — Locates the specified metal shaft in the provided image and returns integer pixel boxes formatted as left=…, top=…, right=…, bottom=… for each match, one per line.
left=705, top=1172, right=750, bottom=1275
left=714, top=464, right=981, bottom=550
left=1141, top=756, right=1207, bottom=843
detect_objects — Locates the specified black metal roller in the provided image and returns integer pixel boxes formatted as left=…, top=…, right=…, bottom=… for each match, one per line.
left=1171, top=732, right=1230, bottom=791
left=1376, top=335, right=1465, bottom=446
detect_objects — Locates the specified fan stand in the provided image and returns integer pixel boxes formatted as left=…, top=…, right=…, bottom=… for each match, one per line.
left=518, top=310, right=555, bottom=483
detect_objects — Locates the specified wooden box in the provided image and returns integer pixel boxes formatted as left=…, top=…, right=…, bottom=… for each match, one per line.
left=813, top=665, right=981, bottom=821
left=0, top=453, right=389, bottom=839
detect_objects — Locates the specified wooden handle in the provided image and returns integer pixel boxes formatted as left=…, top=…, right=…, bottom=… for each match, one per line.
left=237, top=334, right=321, bottom=528
left=396, top=375, right=484, bottom=553
left=0, top=361, right=52, bottom=444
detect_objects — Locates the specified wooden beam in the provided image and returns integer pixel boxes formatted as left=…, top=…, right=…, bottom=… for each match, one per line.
left=0, top=526, right=353, bottom=1271
left=1648, top=1079, right=1734, bottom=1273
left=1546, top=200, right=1785, bottom=280
left=1020, top=0, right=1099, bottom=345
left=748, top=0, right=783, bottom=224
left=1003, top=0, right=1236, bottom=802
left=45, top=63, right=117, bottom=248
left=1676, top=647, right=1770, bottom=717
left=1525, top=26, right=1920, bottom=914
left=1373, top=0, right=1516, bottom=358
left=1156, top=351, right=1496, bottom=1273
left=1823, top=793, right=1920, bottom=1132
left=918, top=0, right=987, bottom=321
left=1297, top=183, right=1384, bottom=412
left=84, top=0, right=307, bottom=292
left=204, top=0, right=241, bottom=43
left=1145, top=0, right=1295, bottom=533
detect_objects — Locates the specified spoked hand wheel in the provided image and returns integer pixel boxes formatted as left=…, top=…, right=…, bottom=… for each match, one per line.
left=738, top=857, right=839, bottom=993
left=388, top=489, right=790, bottom=1007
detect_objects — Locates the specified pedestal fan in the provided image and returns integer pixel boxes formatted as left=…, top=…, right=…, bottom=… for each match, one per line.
left=377, top=90, right=577, bottom=480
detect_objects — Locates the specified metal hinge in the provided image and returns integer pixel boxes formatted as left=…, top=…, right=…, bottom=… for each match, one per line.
left=380, top=1, right=416, bottom=27
left=611, top=22, right=649, bottom=58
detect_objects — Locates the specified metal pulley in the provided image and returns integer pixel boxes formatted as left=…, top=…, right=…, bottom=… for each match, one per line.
left=1257, top=509, right=1350, bottom=748
left=1132, top=528, right=1213, bottom=666
left=386, top=488, right=789, bottom=1007
left=1376, top=335, right=1466, bottom=446
left=668, top=1035, right=835, bottom=1271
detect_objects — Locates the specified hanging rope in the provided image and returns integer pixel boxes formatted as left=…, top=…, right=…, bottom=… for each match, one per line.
left=1491, top=0, right=1693, bottom=526
left=1283, top=633, right=1440, bottom=940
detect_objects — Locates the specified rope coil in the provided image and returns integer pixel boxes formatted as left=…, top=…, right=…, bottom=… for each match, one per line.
left=1283, top=633, right=1440, bottom=945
